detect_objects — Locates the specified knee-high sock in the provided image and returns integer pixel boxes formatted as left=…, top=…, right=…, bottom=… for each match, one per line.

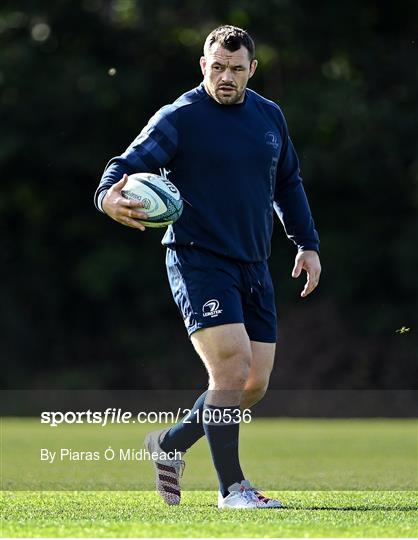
left=203, top=403, right=245, bottom=498
left=159, top=391, right=207, bottom=453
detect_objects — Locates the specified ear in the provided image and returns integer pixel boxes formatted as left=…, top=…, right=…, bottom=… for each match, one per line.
left=199, top=56, right=207, bottom=76
left=249, top=59, right=258, bottom=79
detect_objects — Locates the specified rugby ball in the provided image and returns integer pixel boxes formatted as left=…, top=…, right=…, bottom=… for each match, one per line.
left=121, top=171, right=183, bottom=228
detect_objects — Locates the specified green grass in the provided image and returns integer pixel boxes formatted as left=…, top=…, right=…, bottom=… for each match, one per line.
left=2, top=490, right=417, bottom=537
left=1, top=418, right=417, bottom=537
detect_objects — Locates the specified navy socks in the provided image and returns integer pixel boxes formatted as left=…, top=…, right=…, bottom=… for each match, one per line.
left=203, top=403, right=244, bottom=497
left=159, top=391, right=207, bottom=453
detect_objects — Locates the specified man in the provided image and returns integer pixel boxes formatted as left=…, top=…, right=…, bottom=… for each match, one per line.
left=95, top=25, right=321, bottom=509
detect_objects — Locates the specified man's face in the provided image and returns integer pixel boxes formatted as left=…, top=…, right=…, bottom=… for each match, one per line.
left=200, top=44, right=258, bottom=105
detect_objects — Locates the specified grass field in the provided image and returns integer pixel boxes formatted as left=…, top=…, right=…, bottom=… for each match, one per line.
left=2, top=490, right=417, bottom=538
left=1, top=418, right=417, bottom=537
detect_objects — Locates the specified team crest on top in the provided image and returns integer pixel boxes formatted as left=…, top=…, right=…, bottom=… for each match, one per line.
left=265, top=131, right=279, bottom=149
left=202, top=299, right=223, bottom=318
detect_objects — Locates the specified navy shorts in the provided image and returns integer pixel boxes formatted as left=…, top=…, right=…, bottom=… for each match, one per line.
left=166, top=246, right=277, bottom=343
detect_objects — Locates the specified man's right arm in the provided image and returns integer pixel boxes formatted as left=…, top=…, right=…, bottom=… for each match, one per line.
left=94, top=105, right=179, bottom=215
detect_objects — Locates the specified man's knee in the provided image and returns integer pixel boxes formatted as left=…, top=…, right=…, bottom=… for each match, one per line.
left=209, top=348, right=252, bottom=390
left=241, top=380, right=269, bottom=408
left=191, top=324, right=252, bottom=396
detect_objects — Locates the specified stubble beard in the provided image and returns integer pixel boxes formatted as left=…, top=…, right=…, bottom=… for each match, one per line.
left=214, top=86, right=245, bottom=105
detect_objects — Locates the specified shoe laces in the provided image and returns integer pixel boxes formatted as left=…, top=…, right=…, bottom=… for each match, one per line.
left=240, top=484, right=259, bottom=504
left=240, top=481, right=272, bottom=503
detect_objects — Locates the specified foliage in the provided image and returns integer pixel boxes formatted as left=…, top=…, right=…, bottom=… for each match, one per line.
left=0, top=0, right=417, bottom=388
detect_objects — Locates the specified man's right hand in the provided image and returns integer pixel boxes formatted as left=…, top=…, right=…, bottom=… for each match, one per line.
left=102, top=174, right=148, bottom=231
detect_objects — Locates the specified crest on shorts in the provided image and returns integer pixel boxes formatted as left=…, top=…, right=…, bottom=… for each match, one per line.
left=202, top=299, right=223, bottom=318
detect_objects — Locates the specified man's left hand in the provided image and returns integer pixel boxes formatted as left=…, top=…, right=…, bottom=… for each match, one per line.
left=292, top=250, right=321, bottom=298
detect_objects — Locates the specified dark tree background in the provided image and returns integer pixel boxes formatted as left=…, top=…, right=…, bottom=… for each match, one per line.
left=1, top=0, right=417, bottom=389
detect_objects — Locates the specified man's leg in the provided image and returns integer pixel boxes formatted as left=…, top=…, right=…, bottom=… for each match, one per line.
left=148, top=331, right=277, bottom=505
left=160, top=390, right=207, bottom=452
left=190, top=323, right=252, bottom=497
left=160, top=340, right=276, bottom=452
left=239, top=341, right=283, bottom=508
left=241, top=341, right=276, bottom=408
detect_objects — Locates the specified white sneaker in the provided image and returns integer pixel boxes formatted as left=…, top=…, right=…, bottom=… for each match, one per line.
left=241, top=479, right=283, bottom=508
left=144, top=428, right=185, bottom=505
left=218, top=481, right=259, bottom=509
left=218, top=480, right=283, bottom=509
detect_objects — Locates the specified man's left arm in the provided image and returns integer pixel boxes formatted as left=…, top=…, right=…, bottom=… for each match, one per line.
left=273, top=113, right=321, bottom=297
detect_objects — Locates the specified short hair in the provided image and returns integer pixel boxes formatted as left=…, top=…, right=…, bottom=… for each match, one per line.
left=203, top=25, right=256, bottom=61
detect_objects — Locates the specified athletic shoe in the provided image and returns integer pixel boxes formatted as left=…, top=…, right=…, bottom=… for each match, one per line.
left=241, top=479, right=283, bottom=508
left=144, top=428, right=185, bottom=505
left=218, top=480, right=283, bottom=509
left=218, top=481, right=259, bottom=509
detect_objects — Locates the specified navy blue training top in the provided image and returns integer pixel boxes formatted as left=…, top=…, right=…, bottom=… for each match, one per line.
left=95, top=83, right=319, bottom=262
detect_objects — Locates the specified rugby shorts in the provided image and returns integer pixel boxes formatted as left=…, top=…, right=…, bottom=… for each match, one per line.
left=166, top=246, right=277, bottom=343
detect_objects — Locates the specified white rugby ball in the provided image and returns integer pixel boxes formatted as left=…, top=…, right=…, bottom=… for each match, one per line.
left=121, top=172, right=183, bottom=228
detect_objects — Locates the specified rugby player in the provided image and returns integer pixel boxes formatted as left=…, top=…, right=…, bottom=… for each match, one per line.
left=95, top=25, right=321, bottom=509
